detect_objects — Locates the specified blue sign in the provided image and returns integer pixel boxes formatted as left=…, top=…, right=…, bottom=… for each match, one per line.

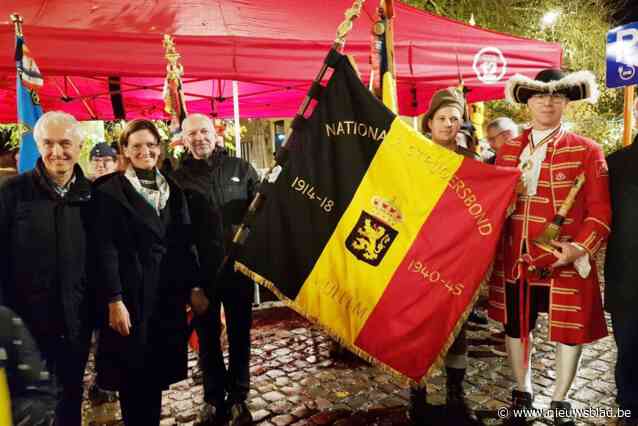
left=607, top=22, right=638, bottom=88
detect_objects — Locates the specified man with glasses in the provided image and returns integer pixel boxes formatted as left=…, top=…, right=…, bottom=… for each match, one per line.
left=489, top=69, right=610, bottom=426
left=89, top=142, right=118, bottom=180
left=484, top=117, right=519, bottom=164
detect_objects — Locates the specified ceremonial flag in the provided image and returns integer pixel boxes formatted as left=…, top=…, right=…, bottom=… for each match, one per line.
left=15, top=27, right=44, bottom=173
left=235, top=53, right=519, bottom=383
left=370, top=0, right=397, bottom=113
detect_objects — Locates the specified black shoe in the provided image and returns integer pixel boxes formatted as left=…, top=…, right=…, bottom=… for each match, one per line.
left=329, top=340, right=349, bottom=359
left=198, top=402, right=227, bottom=426
left=446, top=390, right=481, bottom=425
left=88, top=382, right=118, bottom=404
left=228, top=401, right=252, bottom=426
left=408, top=386, right=433, bottom=425
left=468, top=309, right=489, bottom=329
left=550, top=401, right=575, bottom=426
left=503, top=389, right=533, bottom=425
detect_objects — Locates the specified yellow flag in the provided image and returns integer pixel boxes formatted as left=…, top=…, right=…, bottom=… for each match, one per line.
left=382, top=72, right=398, bottom=114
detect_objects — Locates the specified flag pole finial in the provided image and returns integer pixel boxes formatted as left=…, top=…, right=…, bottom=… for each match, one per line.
left=335, top=0, right=366, bottom=49
left=162, top=34, right=187, bottom=136
left=10, top=13, right=23, bottom=36
left=163, top=34, right=183, bottom=80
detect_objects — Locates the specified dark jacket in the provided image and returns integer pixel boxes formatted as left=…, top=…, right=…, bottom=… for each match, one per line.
left=604, top=138, right=638, bottom=315
left=172, top=150, right=258, bottom=288
left=0, top=160, right=92, bottom=344
left=92, top=172, right=199, bottom=390
left=0, top=305, right=56, bottom=425
left=0, top=167, right=17, bottom=186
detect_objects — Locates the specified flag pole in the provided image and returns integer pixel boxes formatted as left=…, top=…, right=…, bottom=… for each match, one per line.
left=370, top=0, right=397, bottom=112
left=163, top=34, right=188, bottom=147
left=623, top=85, right=634, bottom=146
left=12, top=13, right=45, bottom=172
left=217, top=0, right=367, bottom=276
left=232, top=80, right=242, bottom=158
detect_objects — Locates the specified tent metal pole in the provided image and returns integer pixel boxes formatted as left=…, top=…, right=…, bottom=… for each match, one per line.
left=66, top=77, right=97, bottom=119
left=232, top=80, right=242, bottom=158
left=232, top=79, right=260, bottom=304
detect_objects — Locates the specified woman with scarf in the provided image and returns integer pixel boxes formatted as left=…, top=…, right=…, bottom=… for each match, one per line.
left=92, top=119, right=202, bottom=425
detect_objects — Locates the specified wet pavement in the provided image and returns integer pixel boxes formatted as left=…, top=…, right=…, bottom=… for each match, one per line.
left=83, top=302, right=620, bottom=426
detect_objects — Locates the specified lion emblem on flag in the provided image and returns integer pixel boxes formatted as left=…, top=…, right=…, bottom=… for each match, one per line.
left=351, top=218, right=391, bottom=261
left=346, top=196, right=401, bottom=266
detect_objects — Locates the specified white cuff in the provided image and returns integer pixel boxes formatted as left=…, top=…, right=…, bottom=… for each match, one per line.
left=570, top=243, right=591, bottom=279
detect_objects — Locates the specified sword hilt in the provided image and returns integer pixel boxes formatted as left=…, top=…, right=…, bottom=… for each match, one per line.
left=533, top=172, right=586, bottom=254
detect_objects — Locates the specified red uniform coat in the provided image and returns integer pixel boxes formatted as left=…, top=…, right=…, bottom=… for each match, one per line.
left=488, top=127, right=610, bottom=344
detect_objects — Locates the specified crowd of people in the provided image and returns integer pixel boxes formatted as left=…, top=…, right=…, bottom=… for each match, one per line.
left=0, top=66, right=636, bottom=426
left=0, top=112, right=258, bottom=426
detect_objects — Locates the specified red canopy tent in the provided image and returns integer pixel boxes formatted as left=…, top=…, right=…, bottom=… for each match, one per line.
left=0, top=0, right=562, bottom=122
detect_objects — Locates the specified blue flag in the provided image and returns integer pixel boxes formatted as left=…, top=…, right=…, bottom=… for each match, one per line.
left=15, top=34, right=44, bottom=173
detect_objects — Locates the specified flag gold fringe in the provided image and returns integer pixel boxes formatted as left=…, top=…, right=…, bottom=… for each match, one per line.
left=235, top=261, right=493, bottom=387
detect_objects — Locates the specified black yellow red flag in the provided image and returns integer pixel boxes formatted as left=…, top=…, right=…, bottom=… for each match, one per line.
left=370, top=0, right=397, bottom=112
left=236, top=53, right=519, bottom=383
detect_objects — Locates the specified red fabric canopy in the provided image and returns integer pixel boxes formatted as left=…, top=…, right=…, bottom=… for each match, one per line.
left=0, top=0, right=562, bottom=121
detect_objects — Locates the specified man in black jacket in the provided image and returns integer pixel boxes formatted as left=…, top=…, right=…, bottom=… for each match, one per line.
left=0, top=111, right=92, bottom=426
left=605, top=134, right=638, bottom=426
left=173, top=113, right=259, bottom=426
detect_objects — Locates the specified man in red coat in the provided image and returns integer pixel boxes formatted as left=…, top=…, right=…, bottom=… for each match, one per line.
left=488, top=69, right=610, bottom=426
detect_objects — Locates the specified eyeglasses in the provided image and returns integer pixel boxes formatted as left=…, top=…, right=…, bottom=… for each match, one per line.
left=530, top=93, right=567, bottom=103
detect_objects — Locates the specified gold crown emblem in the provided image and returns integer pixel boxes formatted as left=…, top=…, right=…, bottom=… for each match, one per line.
left=371, top=195, right=403, bottom=226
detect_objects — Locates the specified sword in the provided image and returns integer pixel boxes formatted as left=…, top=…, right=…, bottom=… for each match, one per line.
left=533, top=172, right=586, bottom=254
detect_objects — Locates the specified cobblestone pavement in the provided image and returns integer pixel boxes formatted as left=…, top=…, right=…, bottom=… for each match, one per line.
left=84, top=303, right=620, bottom=426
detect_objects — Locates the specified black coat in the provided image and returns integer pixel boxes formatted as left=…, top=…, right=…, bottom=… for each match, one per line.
left=172, top=151, right=258, bottom=289
left=0, top=160, right=92, bottom=344
left=604, top=138, right=638, bottom=315
left=92, top=172, right=199, bottom=390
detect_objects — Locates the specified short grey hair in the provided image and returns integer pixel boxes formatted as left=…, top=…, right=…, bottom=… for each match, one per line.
left=182, top=113, right=214, bottom=131
left=33, top=111, right=83, bottom=144
left=486, top=117, right=519, bottom=137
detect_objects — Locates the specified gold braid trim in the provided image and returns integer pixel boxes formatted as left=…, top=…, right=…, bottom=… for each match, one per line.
left=235, top=261, right=489, bottom=387
left=235, top=261, right=411, bottom=386
left=584, top=217, right=611, bottom=233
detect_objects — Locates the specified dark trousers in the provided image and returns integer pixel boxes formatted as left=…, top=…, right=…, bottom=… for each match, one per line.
left=612, top=311, right=638, bottom=417
left=504, top=282, right=549, bottom=338
left=195, top=270, right=254, bottom=406
left=119, top=383, right=162, bottom=426
left=448, top=324, right=467, bottom=356
left=38, top=334, right=89, bottom=426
